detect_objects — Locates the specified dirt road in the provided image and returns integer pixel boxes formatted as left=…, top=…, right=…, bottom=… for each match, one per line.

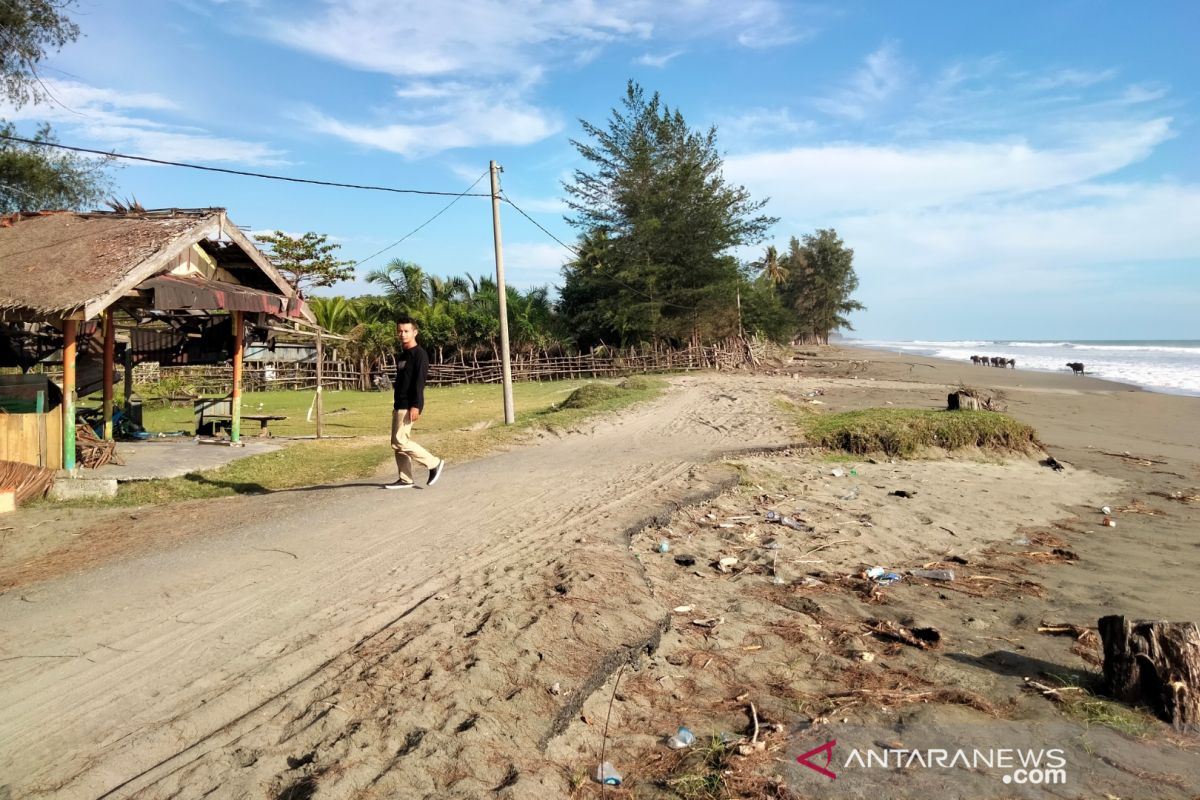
left=0, top=376, right=791, bottom=799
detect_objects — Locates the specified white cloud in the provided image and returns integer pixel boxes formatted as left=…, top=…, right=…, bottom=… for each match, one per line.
left=303, top=92, right=561, bottom=158
left=1026, top=67, right=1118, bottom=91
left=713, top=107, right=816, bottom=151
left=1, top=79, right=286, bottom=166
left=726, top=117, right=1173, bottom=215
left=251, top=0, right=809, bottom=156
left=636, top=50, right=684, bottom=68
left=262, top=0, right=802, bottom=79
left=503, top=242, right=570, bottom=287
left=814, top=40, right=908, bottom=120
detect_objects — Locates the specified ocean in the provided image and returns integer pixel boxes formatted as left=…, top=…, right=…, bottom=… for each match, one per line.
left=852, top=339, right=1200, bottom=397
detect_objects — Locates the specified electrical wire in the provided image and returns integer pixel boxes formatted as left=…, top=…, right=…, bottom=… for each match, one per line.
left=350, top=170, right=489, bottom=270
left=0, top=134, right=495, bottom=198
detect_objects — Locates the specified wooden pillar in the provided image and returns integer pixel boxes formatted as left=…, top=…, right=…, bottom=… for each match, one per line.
left=63, top=319, right=77, bottom=471
left=123, top=346, right=133, bottom=416
left=315, top=330, right=324, bottom=439
left=103, top=309, right=116, bottom=440
left=231, top=310, right=243, bottom=444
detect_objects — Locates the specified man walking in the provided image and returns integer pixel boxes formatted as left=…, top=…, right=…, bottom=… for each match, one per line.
left=385, top=316, right=445, bottom=489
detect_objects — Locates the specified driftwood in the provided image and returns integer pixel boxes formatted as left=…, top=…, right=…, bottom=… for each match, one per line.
left=75, top=425, right=124, bottom=469
left=947, top=387, right=1004, bottom=412
left=1099, top=615, right=1200, bottom=731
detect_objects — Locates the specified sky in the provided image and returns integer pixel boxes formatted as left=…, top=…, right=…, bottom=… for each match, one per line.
left=3, top=0, right=1198, bottom=340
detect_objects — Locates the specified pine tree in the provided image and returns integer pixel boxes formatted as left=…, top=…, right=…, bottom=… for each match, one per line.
left=561, top=81, right=776, bottom=346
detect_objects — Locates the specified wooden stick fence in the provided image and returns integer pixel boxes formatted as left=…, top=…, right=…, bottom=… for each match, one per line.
left=41, top=338, right=770, bottom=395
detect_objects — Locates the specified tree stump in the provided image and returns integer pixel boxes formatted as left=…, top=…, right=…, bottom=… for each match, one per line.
left=1099, top=615, right=1200, bottom=731
left=947, top=391, right=982, bottom=411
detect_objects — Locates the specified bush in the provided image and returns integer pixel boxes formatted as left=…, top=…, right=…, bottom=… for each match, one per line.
left=799, top=408, right=1039, bottom=457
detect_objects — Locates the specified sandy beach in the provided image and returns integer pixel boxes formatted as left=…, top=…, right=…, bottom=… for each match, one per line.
left=1, top=347, right=1198, bottom=798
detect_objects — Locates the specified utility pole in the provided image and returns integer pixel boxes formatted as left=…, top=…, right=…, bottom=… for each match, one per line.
left=489, top=160, right=516, bottom=424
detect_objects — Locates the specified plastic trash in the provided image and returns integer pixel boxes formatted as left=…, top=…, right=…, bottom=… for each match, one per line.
left=841, top=487, right=859, bottom=501
left=1100, top=506, right=1112, bottom=515
left=666, top=726, right=696, bottom=749
left=831, top=467, right=846, bottom=478
left=763, top=540, right=783, bottom=550
left=765, top=510, right=781, bottom=522
left=910, top=568, right=955, bottom=582
left=849, top=468, right=859, bottom=477
left=866, top=566, right=903, bottom=585
left=594, top=762, right=622, bottom=785
left=1102, top=517, right=1116, bottom=528
left=780, top=516, right=810, bottom=531
left=658, top=540, right=670, bottom=553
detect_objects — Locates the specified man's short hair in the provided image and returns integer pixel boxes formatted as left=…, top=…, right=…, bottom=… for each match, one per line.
left=396, top=315, right=416, bottom=327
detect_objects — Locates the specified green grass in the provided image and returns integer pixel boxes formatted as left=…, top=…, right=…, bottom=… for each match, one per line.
left=559, top=382, right=625, bottom=409
left=793, top=407, right=1039, bottom=457
left=664, top=736, right=733, bottom=799
left=1047, top=674, right=1160, bottom=737
left=58, top=377, right=667, bottom=507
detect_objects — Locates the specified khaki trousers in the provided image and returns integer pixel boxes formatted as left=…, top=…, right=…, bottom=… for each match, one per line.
left=391, top=409, right=440, bottom=484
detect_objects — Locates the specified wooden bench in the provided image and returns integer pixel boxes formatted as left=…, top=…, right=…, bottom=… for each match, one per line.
left=194, top=397, right=286, bottom=437
left=203, top=413, right=288, bottom=437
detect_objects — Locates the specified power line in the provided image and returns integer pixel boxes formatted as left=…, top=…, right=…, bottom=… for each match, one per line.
left=498, top=189, right=698, bottom=311
left=0, top=134, right=495, bottom=198
left=351, top=170, right=489, bottom=271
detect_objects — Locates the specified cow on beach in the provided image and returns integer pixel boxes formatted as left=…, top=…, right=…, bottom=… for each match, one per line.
left=1066, top=362, right=1085, bottom=375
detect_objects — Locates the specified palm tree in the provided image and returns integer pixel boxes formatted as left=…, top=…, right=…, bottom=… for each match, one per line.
left=365, top=259, right=430, bottom=311
left=309, top=296, right=354, bottom=333
left=754, top=245, right=787, bottom=286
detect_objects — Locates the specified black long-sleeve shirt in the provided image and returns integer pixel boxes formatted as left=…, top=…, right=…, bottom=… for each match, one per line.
left=393, top=344, right=430, bottom=412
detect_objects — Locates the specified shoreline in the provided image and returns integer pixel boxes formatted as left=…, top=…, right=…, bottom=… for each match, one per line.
left=843, top=340, right=1200, bottom=398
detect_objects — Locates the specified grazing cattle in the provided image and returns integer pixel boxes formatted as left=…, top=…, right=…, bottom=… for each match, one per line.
left=1066, top=362, right=1085, bottom=375
left=1007, top=358, right=1016, bottom=369
left=990, top=356, right=1003, bottom=367
left=970, top=355, right=981, bottom=365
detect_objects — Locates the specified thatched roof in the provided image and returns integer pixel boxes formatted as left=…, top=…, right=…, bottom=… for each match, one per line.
left=0, top=209, right=298, bottom=319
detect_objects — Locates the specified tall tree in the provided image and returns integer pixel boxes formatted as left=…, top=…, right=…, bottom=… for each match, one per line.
left=781, top=229, right=864, bottom=344
left=561, top=81, right=777, bottom=346
left=1, top=1, right=116, bottom=213
left=1, top=121, right=112, bottom=212
left=254, top=231, right=354, bottom=295
left=1, top=0, right=79, bottom=108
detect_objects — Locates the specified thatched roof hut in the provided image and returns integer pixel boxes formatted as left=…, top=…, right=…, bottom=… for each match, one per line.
left=0, top=208, right=317, bottom=472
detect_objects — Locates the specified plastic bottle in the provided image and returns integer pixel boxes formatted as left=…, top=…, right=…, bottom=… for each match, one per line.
left=658, top=540, right=670, bottom=553
left=667, top=726, right=696, bottom=749
left=594, top=762, right=622, bottom=785
left=910, top=568, right=955, bottom=581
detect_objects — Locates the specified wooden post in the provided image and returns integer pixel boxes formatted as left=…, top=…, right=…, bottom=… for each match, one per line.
left=103, top=309, right=115, bottom=440
left=315, top=329, right=324, bottom=439
left=1100, top=615, right=1200, bottom=732
left=63, top=319, right=77, bottom=472
left=231, top=310, right=243, bottom=444
left=122, top=346, right=133, bottom=416
left=489, top=160, right=516, bottom=424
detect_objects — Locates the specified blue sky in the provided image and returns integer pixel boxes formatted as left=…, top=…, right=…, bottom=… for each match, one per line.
left=4, top=0, right=1198, bottom=340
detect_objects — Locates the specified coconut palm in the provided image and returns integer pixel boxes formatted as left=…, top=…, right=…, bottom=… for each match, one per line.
left=754, top=245, right=787, bottom=286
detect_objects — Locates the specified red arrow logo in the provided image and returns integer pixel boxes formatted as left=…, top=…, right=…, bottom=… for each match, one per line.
left=797, top=739, right=837, bottom=780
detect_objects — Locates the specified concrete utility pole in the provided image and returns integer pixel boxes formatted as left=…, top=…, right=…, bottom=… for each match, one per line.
left=489, top=160, right=516, bottom=424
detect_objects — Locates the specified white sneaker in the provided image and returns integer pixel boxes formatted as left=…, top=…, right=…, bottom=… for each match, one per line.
left=427, top=460, right=446, bottom=486
left=384, top=480, right=415, bottom=490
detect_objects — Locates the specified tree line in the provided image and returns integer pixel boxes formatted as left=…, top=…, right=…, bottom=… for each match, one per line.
left=2, top=2, right=863, bottom=356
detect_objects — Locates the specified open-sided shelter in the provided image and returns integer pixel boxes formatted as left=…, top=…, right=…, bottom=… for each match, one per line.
left=0, top=208, right=311, bottom=471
